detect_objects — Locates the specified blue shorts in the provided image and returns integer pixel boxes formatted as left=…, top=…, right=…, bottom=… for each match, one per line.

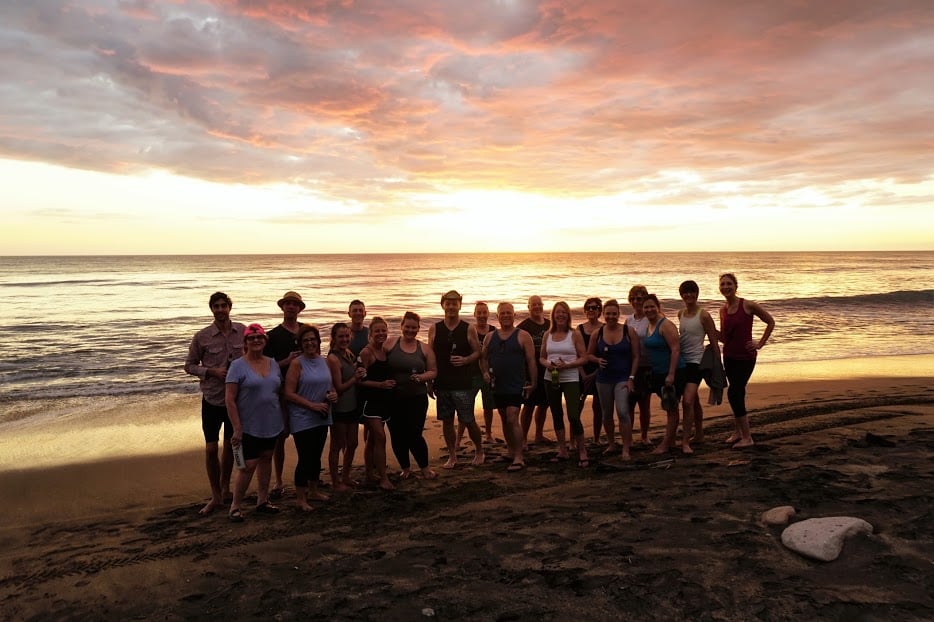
left=436, top=389, right=477, bottom=423
left=201, top=398, right=232, bottom=444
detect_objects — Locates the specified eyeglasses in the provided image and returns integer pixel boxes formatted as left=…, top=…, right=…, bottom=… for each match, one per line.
left=585, top=305, right=600, bottom=311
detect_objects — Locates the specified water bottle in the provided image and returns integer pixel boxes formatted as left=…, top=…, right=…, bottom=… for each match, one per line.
left=232, top=443, right=246, bottom=469
left=356, top=355, right=367, bottom=379
left=488, top=367, right=495, bottom=390
left=551, top=359, right=560, bottom=387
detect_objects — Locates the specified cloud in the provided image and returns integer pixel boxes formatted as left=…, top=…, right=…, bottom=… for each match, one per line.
left=0, top=0, right=932, bottom=214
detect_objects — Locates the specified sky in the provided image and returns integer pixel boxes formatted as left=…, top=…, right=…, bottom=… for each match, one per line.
left=2, top=0, right=933, bottom=254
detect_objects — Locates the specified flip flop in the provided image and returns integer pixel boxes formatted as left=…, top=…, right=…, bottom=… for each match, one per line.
left=255, top=502, right=280, bottom=514
left=269, top=487, right=283, bottom=500
left=228, top=508, right=244, bottom=522
left=506, top=463, right=525, bottom=472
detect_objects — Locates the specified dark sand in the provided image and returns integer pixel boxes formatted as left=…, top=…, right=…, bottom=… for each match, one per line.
left=1, top=378, right=932, bottom=621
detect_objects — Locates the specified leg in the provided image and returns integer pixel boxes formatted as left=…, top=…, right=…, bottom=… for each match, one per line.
left=533, top=404, right=551, bottom=443
left=231, top=458, right=257, bottom=515
left=455, top=421, right=467, bottom=451
left=366, top=419, right=394, bottom=490
left=613, top=383, right=633, bottom=460
left=596, top=383, right=617, bottom=453
left=652, top=399, right=680, bottom=455
left=386, top=410, right=411, bottom=476
left=545, top=382, right=569, bottom=458
left=681, top=382, right=699, bottom=452
left=271, top=430, right=286, bottom=496
left=466, top=421, right=486, bottom=465
left=692, top=400, right=705, bottom=444
left=306, top=426, right=330, bottom=501
left=519, top=402, right=534, bottom=448
left=254, top=451, right=273, bottom=506
left=724, top=357, right=756, bottom=446
left=292, top=429, right=315, bottom=511
left=410, top=395, right=436, bottom=479
left=637, top=393, right=652, bottom=444
left=329, top=422, right=348, bottom=490
left=341, top=422, right=361, bottom=486
left=201, top=441, right=224, bottom=515
left=501, top=406, right=524, bottom=468
left=442, top=419, right=458, bottom=469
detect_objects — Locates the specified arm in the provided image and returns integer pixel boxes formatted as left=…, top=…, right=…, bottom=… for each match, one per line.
left=520, top=331, right=537, bottom=391
left=462, top=324, right=481, bottom=366
left=225, top=381, right=242, bottom=445
left=183, top=334, right=206, bottom=379
left=628, top=326, right=641, bottom=373
left=327, top=353, right=356, bottom=394
left=418, top=341, right=438, bottom=383
left=746, top=301, right=775, bottom=351
left=566, top=331, right=587, bottom=369
left=661, top=321, right=680, bottom=385
left=480, top=332, right=492, bottom=383
left=539, top=334, right=552, bottom=369
left=700, top=310, right=721, bottom=357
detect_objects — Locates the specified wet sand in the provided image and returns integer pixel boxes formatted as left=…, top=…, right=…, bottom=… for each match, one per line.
left=0, top=377, right=932, bottom=620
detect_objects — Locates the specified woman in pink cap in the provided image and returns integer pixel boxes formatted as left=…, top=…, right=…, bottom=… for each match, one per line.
left=225, top=323, right=284, bottom=522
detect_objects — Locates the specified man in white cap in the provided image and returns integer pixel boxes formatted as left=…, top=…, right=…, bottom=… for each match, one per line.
left=264, top=291, right=305, bottom=497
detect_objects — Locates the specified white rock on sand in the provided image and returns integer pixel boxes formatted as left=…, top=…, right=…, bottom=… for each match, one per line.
left=761, top=505, right=796, bottom=526
left=781, top=517, right=874, bottom=562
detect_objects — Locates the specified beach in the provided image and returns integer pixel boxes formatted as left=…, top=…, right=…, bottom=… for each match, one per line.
left=1, top=373, right=931, bottom=621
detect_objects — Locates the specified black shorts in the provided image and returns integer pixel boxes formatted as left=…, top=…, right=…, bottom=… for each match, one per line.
left=683, top=363, right=702, bottom=385
left=650, top=368, right=688, bottom=398
left=201, top=398, right=232, bottom=443
left=494, top=393, right=524, bottom=410
left=332, top=409, right=360, bottom=425
left=241, top=432, right=278, bottom=461
left=522, top=381, right=548, bottom=407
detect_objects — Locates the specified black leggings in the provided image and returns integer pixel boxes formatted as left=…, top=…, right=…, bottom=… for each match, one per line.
left=387, top=394, right=430, bottom=469
left=293, top=426, right=329, bottom=487
left=724, top=357, right=756, bottom=418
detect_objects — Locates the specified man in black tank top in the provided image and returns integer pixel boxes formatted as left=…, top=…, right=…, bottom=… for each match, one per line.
left=428, top=290, right=485, bottom=468
left=517, top=295, right=551, bottom=447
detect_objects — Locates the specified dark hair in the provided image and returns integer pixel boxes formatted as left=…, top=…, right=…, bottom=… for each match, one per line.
left=719, top=273, right=738, bottom=287
left=209, top=291, right=231, bottom=307
left=298, top=324, right=321, bottom=344
left=329, top=322, right=350, bottom=353
left=679, top=280, right=699, bottom=295
left=369, top=316, right=388, bottom=329
left=402, top=311, right=420, bottom=325
left=348, top=299, right=365, bottom=310
left=584, top=297, right=602, bottom=311
left=643, top=294, right=661, bottom=308
left=628, top=285, right=648, bottom=302
left=603, top=298, right=620, bottom=311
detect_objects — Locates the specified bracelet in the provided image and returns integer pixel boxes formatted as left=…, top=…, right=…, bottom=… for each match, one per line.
left=628, top=375, right=635, bottom=380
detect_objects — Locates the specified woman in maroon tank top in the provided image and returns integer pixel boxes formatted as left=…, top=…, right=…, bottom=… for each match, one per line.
left=718, top=273, right=775, bottom=449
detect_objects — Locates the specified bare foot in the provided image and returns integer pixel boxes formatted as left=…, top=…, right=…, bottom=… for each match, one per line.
left=690, top=434, right=705, bottom=445
left=484, top=434, right=495, bottom=443
left=732, top=439, right=755, bottom=449
left=399, top=469, right=414, bottom=480
left=198, top=498, right=223, bottom=516
left=297, top=502, right=314, bottom=513
left=331, top=482, right=350, bottom=492
left=724, top=434, right=741, bottom=444
left=308, top=491, right=330, bottom=502
left=471, top=452, right=485, bottom=466
left=651, top=445, right=670, bottom=455
left=534, top=436, right=555, bottom=444
left=681, top=444, right=694, bottom=455
left=603, top=444, right=619, bottom=455
left=621, top=451, right=632, bottom=462
left=442, top=456, right=457, bottom=469
left=421, top=468, right=439, bottom=480
left=640, top=438, right=653, bottom=447
left=342, top=477, right=360, bottom=488
left=379, top=478, right=395, bottom=491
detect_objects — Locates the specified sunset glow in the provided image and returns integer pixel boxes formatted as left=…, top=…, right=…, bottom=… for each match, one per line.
left=2, top=1, right=932, bottom=254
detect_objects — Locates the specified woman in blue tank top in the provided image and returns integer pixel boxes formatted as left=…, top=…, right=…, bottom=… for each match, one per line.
left=284, top=324, right=337, bottom=512
left=586, top=300, right=641, bottom=461
left=642, top=295, right=690, bottom=456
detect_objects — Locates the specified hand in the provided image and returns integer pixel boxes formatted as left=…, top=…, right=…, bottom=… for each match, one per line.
left=326, top=389, right=338, bottom=403
left=598, top=358, right=607, bottom=369
left=521, top=383, right=532, bottom=399
left=449, top=355, right=465, bottom=367
left=383, top=379, right=396, bottom=390
left=746, top=340, right=760, bottom=353
left=355, top=367, right=367, bottom=379
left=665, top=374, right=674, bottom=386
left=231, top=430, right=243, bottom=447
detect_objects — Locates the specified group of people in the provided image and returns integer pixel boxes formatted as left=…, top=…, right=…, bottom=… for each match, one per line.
left=184, top=275, right=774, bottom=521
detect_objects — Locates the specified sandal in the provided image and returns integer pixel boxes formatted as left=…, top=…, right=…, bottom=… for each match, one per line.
left=228, top=508, right=244, bottom=522
left=255, top=502, right=280, bottom=514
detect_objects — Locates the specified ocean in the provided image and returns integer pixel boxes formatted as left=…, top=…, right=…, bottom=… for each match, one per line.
left=1, top=252, right=932, bottom=467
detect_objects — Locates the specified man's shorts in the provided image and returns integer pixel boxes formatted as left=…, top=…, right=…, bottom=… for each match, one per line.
left=436, top=389, right=477, bottom=424
left=493, top=393, right=524, bottom=410
left=522, top=380, right=548, bottom=408
left=201, top=398, right=233, bottom=443
left=472, top=374, right=495, bottom=410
